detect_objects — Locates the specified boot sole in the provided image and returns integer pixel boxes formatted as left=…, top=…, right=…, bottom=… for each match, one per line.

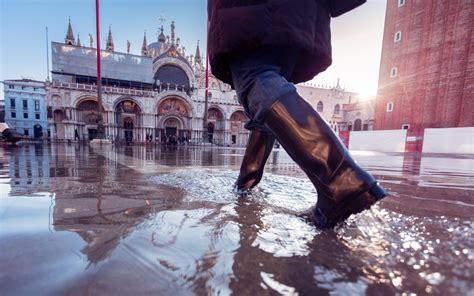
left=316, top=183, right=388, bottom=228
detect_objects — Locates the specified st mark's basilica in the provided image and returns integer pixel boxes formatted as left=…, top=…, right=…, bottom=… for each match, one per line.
left=47, top=20, right=249, bottom=145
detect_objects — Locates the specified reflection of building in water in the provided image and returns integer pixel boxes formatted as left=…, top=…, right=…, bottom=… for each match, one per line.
left=8, top=145, right=50, bottom=194
left=50, top=150, right=184, bottom=264
left=52, top=190, right=183, bottom=264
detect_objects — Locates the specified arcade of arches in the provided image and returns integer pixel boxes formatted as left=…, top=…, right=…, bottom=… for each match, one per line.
left=49, top=95, right=250, bottom=145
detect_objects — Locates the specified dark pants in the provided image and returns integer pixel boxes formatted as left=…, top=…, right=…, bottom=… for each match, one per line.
left=229, top=46, right=300, bottom=133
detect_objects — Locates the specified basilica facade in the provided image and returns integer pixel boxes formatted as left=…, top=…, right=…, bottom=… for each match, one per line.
left=46, top=21, right=249, bottom=146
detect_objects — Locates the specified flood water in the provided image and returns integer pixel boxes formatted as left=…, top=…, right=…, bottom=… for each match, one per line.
left=0, top=144, right=472, bottom=295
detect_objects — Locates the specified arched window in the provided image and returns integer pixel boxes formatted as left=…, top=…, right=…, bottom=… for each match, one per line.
left=354, top=119, right=362, bottom=131
left=316, top=101, right=324, bottom=112
left=334, top=104, right=340, bottom=115
left=154, top=65, right=190, bottom=88
left=317, top=101, right=323, bottom=112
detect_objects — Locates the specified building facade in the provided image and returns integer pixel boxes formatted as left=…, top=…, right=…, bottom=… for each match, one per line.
left=47, top=21, right=250, bottom=146
left=3, top=79, right=48, bottom=139
left=374, top=0, right=473, bottom=131
left=297, top=81, right=374, bottom=133
left=341, top=99, right=376, bottom=132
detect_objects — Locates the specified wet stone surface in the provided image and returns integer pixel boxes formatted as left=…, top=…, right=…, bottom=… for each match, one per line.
left=0, top=144, right=473, bottom=295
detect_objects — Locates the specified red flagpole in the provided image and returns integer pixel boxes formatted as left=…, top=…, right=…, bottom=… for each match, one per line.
left=95, top=0, right=105, bottom=139
left=96, top=0, right=101, bottom=85
left=203, top=20, right=210, bottom=143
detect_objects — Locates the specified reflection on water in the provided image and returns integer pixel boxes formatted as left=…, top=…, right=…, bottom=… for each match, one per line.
left=0, top=144, right=473, bottom=295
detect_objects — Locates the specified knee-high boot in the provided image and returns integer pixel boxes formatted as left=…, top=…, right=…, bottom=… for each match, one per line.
left=235, top=129, right=276, bottom=192
left=262, top=92, right=387, bottom=228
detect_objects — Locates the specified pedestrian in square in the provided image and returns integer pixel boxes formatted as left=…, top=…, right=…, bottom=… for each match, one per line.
left=208, top=0, right=388, bottom=228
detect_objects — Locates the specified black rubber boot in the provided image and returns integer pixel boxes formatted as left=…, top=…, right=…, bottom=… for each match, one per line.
left=263, top=92, right=388, bottom=228
left=234, top=130, right=276, bottom=193
left=2, top=128, right=22, bottom=144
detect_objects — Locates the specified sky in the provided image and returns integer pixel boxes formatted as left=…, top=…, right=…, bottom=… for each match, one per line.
left=0, top=0, right=387, bottom=101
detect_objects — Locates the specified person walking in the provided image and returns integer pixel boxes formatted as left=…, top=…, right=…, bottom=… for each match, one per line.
left=208, top=0, right=388, bottom=228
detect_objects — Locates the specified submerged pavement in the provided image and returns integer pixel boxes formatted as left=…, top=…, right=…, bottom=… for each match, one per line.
left=0, top=143, right=473, bottom=295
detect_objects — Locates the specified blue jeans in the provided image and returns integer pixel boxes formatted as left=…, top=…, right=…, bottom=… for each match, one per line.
left=229, top=46, right=300, bottom=133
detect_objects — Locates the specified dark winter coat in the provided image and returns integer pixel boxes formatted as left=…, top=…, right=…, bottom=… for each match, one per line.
left=208, top=0, right=366, bottom=87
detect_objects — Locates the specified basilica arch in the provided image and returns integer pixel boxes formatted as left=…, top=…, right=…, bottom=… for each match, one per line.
left=207, top=106, right=225, bottom=145
left=114, top=98, right=143, bottom=143
left=156, top=96, right=192, bottom=142
left=229, top=110, right=250, bottom=146
left=53, top=109, right=65, bottom=140
left=76, top=98, right=107, bottom=140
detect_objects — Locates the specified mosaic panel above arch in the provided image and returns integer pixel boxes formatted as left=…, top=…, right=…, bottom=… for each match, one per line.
left=230, top=110, right=248, bottom=121
left=157, top=97, right=190, bottom=117
left=76, top=99, right=106, bottom=112
left=115, top=100, right=142, bottom=115
left=208, top=107, right=224, bottom=120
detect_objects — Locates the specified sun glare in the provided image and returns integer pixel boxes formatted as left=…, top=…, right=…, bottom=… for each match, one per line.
left=356, top=91, right=374, bottom=102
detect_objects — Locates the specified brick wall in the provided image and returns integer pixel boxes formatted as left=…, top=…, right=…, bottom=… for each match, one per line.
left=375, top=0, right=473, bottom=131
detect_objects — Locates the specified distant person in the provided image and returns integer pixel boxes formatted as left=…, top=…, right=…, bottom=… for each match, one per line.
left=74, top=129, right=80, bottom=141
left=208, top=0, right=388, bottom=228
left=0, top=123, right=22, bottom=144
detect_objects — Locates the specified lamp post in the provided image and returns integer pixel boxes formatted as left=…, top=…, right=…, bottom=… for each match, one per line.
left=95, top=0, right=105, bottom=140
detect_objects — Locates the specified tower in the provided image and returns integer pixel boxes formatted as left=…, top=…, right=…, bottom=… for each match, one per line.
left=65, top=19, right=76, bottom=45
left=374, top=0, right=473, bottom=131
left=106, top=26, right=114, bottom=52
left=77, top=33, right=81, bottom=47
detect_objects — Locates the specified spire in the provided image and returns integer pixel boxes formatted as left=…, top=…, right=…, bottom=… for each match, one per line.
left=106, top=25, right=114, bottom=51
left=142, top=31, right=148, bottom=56
left=65, top=18, right=75, bottom=45
left=194, top=40, right=202, bottom=66
left=77, top=33, right=81, bottom=47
